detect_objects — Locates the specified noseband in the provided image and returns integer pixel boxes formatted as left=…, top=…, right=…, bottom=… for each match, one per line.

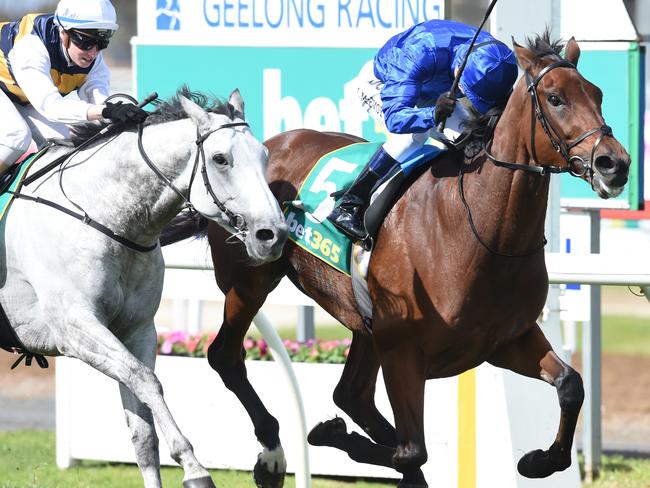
left=484, top=59, right=613, bottom=178
left=137, top=121, right=249, bottom=233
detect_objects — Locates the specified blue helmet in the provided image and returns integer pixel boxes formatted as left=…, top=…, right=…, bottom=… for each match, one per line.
left=453, top=40, right=518, bottom=114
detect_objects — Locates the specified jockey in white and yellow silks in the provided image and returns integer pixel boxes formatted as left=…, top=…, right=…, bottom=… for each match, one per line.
left=0, top=0, right=147, bottom=174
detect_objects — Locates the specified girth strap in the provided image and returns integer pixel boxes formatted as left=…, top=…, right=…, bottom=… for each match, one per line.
left=8, top=192, right=158, bottom=253
left=0, top=300, right=48, bottom=369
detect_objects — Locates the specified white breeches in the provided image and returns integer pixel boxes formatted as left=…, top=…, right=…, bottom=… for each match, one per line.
left=354, top=60, right=469, bottom=163
left=0, top=90, right=70, bottom=168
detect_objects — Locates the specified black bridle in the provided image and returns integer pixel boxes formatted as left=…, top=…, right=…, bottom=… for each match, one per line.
left=483, top=59, right=613, bottom=178
left=137, top=121, right=249, bottom=234
left=460, top=59, right=614, bottom=258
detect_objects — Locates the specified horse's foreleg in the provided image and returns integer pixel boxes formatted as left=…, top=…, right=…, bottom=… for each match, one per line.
left=332, top=332, right=396, bottom=446
left=120, top=325, right=161, bottom=488
left=61, top=311, right=216, bottom=488
left=207, top=285, right=286, bottom=488
left=379, top=340, right=428, bottom=487
left=487, top=324, right=584, bottom=479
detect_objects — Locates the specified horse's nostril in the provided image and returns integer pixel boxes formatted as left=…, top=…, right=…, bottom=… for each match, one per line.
left=255, top=229, right=275, bottom=242
left=594, top=155, right=616, bottom=174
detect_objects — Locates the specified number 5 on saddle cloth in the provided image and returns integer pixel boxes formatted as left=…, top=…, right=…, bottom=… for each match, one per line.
left=283, top=141, right=446, bottom=276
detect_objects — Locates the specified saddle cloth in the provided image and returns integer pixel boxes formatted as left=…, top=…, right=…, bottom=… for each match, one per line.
left=0, top=149, right=50, bottom=366
left=283, top=141, right=446, bottom=329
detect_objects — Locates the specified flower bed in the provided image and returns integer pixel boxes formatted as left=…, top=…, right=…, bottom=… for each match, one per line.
left=157, top=331, right=351, bottom=363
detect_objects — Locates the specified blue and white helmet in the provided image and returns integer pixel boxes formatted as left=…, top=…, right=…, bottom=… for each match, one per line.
left=55, top=0, right=119, bottom=33
left=453, top=40, right=518, bottom=114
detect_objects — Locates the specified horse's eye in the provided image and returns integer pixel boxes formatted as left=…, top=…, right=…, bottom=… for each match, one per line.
left=547, top=94, right=564, bottom=107
left=212, top=154, right=228, bottom=166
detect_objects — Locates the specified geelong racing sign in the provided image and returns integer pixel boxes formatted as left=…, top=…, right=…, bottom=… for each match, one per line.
left=135, top=1, right=444, bottom=143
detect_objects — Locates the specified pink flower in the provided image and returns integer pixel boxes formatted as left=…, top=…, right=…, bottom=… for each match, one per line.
left=186, top=338, right=199, bottom=353
left=168, top=331, right=188, bottom=343
left=161, top=340, right=173, bottom=355
left=258, top=340, right=268, bottom=356
left=243, top=338, right=256, bottom=351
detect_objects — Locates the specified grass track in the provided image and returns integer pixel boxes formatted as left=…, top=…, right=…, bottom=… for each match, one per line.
left=0, top=431, right=393, bottom=488
left=0, top=431, right=649, bottom=487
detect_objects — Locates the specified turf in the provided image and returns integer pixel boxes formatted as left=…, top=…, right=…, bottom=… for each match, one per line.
left=0, top=431, right=393, bottom=488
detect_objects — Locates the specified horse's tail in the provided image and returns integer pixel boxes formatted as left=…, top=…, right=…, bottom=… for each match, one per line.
left=160, top=210, right=208, bottom=247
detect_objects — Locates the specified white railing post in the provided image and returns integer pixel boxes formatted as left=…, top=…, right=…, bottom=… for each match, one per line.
left=55, top=357, right=79, bottom=469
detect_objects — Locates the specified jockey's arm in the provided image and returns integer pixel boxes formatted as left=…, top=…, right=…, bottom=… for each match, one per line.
left=8, top=35, right=107, bottom=123
left=379, top=51, right=437, bottom=134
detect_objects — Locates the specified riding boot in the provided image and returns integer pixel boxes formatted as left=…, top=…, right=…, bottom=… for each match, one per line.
left=327, top=147, right=398, bottom=241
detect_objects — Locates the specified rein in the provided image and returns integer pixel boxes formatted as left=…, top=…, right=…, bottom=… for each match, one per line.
left=460, top=59, right=613, bottom=258
left=137, top=121, right=249, bottom=233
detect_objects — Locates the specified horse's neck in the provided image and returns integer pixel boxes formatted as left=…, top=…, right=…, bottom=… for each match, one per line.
left=457, top=100, right=549, bottom=255
left=50, top=120, right=195, bottom=246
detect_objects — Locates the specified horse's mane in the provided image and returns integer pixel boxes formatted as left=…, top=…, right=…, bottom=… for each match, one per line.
left=67, top=85, right=235, bottom=146
left=462, top=30, right=565, bottom=142
left=525, top=28, right=565, bottom=60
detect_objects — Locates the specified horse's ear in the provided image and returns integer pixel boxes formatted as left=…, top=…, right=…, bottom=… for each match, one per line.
left=512, top=37, right=538, bottom=73
left=228, top=89, right=245, bottom=120
left=180, top=95, right=211, bottom=132
left=564, top=36, right=580, bottom=67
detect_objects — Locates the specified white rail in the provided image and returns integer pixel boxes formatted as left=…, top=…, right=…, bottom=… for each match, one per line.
left=165, top=252, right=650, bottom=289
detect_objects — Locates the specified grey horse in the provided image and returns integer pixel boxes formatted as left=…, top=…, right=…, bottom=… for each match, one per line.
left=0, top=88, right=288, bottom=488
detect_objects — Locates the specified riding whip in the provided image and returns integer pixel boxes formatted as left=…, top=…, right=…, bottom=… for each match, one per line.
left=437, top=0, right=499, bottom=132
left=23, top=92, right=159, bottom=186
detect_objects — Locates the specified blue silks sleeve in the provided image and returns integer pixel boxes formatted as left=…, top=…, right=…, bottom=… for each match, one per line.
left=378, top=48, right=439, bottom=134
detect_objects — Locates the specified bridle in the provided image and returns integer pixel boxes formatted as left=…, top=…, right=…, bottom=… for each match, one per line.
left=483, top=59, right=613, bottom=178
left=9, top=120, right=252, bottom=254
left=137, top=121, right=249, bottom=234
left=460, top=59, right=613, bottom=258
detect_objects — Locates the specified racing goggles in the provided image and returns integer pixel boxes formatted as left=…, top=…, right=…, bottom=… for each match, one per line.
left=67, top=29, right=112, bottom=51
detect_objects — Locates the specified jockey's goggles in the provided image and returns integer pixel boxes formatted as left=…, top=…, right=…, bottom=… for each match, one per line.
left=67, top=29, right=112, bottom=51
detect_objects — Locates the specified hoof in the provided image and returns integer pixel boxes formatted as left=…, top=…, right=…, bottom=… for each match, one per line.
left=183, top=476, right=217, bottom=488
left=517, top=448, right=570, bottom=478
left=307, top=417, right=347, bottom=446
left=253, top=457, right=285, bottom=488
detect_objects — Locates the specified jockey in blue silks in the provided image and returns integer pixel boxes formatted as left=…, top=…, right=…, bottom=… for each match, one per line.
left=328, top=19, right=519, bottom=241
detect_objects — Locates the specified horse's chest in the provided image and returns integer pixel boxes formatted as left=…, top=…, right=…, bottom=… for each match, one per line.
left=100, top=260, right=163, bottom=330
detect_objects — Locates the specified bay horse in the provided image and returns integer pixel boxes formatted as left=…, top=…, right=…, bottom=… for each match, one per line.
left=164, top=35, right=630, bottom=487
left=0, top=88, right=287, bottom=488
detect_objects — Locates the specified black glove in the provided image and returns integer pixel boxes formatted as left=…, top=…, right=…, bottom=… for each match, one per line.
left=434, top=91, right=456, bottom=125
left=102, top=101, right=149, bottom=124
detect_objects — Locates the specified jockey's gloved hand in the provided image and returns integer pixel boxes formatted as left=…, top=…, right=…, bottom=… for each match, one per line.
left=434, top=91, right=456, bottom=125
left=102, top=101, right=149, bottom=124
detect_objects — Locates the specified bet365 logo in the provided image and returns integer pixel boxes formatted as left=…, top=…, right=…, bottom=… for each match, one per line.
left=286, top=211, right=341, bottom=264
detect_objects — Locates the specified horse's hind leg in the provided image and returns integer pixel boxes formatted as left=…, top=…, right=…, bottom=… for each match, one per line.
left=317, top=332, right=396, bottom=446
left=487, top=323, right=584, bottom=478
left=307, top=331, right=401, bottom=471
left=378, top=339, right=428, bottom=487
left=60, top=310, right=215, bottom=488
